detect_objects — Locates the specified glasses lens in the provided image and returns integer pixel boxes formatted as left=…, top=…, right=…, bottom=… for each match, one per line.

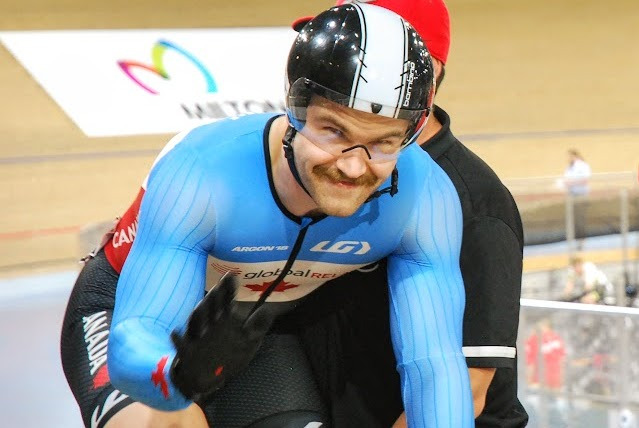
left=298, top=124, right=402, bottom=164
left=286, top=78, right=428, bottom=153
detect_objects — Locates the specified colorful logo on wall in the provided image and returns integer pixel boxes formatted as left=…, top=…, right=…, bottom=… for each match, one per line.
left=117, top=39, right=217, bottom=95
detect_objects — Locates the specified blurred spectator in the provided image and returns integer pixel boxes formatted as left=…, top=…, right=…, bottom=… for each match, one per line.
left=525, top=318, right=566, bottom=391
left=567, top=314, right=617, bottom=396
left=619, top=409, right=638, bottom=428
left=561, top=255, right=614, bottom=304
left=563, top=149, right=592, bottom=196
left=571, top=352, right=614, bottom=396
left=563, top=149, right=592, bottom=249
left=626, top=283, right=639, bottom=307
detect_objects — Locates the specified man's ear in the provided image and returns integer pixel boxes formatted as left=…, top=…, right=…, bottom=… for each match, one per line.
left=433, top=59, right=445, bottom=94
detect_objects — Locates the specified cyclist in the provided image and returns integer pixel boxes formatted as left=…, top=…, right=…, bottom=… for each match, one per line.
left=61, top=4, right=473, bottom=427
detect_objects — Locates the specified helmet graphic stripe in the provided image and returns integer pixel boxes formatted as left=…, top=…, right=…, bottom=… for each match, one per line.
left=394, top=21, right=410, bottom=119
left=348, top=3, right=367, bottom=109
left=349, top=5, right=408, bottom=118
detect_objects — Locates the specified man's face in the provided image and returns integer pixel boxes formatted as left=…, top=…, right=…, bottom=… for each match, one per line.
left=568, top=151, right=579, bottom=164
left=293, top=97, right=409, bottom=217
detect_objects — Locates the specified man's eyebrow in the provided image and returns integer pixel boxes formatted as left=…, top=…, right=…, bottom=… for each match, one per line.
left=314, top=110, right=344, bottom=128
left=378, top=129, right=406, bottom=139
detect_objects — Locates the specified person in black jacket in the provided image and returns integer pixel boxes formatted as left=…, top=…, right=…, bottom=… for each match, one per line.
left=292, top=0, right=529, bottom=426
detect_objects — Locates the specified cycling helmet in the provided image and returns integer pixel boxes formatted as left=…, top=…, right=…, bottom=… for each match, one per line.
left=286, top=2, right=435, bottom=149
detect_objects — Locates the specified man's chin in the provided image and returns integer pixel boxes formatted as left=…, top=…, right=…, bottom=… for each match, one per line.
left=307, top=180, right=379, bottom=216
left=314, top=195, right=371, bottom=217
left=322, top=206, right=359, bottom=218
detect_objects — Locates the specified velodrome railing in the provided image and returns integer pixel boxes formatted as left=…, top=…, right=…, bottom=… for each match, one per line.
left=518, top=299, right=639, bottom=427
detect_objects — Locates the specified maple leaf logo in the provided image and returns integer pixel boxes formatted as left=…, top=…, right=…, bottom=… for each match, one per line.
left=245, top=281, right=298, bottom=293
left=151, top=356, right=170, bottom=399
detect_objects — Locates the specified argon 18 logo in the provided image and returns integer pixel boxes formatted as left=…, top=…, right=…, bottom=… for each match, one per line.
left=310, top=241, right=371, bottom=255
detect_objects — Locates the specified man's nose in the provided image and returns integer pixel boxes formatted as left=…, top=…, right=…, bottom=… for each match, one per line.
left=335, top=150, right=368, bottom=179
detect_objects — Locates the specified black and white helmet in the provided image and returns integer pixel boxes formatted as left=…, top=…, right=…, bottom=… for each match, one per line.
left=286, top=2, right=435, bottom=149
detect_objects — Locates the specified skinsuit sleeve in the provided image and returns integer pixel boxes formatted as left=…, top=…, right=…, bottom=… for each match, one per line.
left=107, top=142, right=217, bottom=410
left=387, top=168, right=474, bottom=427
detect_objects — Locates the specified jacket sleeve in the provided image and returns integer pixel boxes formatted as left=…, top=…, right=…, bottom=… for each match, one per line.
left=388, top=168, right=474, bottom=427
left=460, top=217, right=522, bottom=369
left=107, top=143, right=217, bottom=410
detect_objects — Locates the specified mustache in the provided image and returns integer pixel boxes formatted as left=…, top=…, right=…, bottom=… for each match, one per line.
left=312, top=164, right=379, bottom=187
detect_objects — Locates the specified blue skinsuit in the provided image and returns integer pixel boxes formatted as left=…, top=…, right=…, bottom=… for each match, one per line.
left=108, top=113, right=474, bottom=427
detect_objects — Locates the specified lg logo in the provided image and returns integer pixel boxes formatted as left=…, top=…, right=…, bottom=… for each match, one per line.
left=310, top=240, right=371, bottom=255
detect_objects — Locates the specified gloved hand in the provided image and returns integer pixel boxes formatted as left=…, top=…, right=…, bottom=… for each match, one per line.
left=169, top=275, right=273, bottom=401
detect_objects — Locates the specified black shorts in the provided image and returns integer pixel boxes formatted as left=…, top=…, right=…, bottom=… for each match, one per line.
left=288, top=259, right=405, bottom=428
left=60, top=250, right=327, bottom=428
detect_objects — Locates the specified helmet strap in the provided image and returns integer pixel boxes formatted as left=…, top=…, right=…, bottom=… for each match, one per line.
left=282, top=125, right=313, bottom=198
left=365, top=168, right=399, bottom=202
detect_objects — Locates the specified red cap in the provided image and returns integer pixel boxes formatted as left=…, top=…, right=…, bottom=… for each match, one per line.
left=291, top=15, right=315, bottom=33
left=293, top=0, right=450, bottom=65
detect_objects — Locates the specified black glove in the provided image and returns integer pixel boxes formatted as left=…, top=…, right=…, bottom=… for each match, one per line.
left=169, top=275, right=273, bottom=400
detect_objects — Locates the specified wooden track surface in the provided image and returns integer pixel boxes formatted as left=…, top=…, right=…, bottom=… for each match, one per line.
left=1, top=0, right=638, bottom=274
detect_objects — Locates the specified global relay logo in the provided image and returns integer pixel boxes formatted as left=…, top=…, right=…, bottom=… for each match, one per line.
left=117, top=39, right=217, bottom=95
